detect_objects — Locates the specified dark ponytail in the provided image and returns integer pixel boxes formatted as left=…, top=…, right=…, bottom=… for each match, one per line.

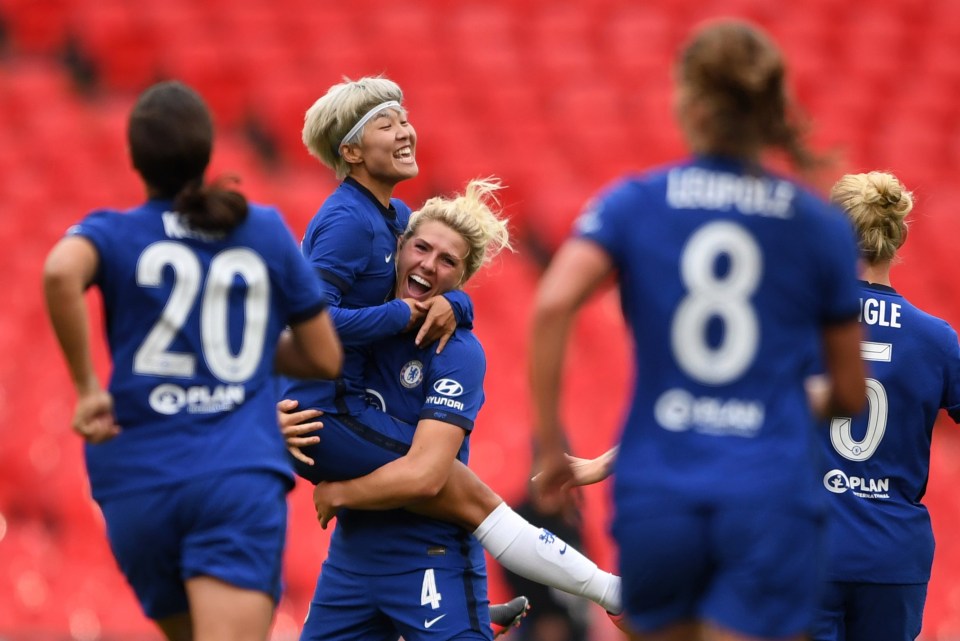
left=129, top=81, right=249, bottom=233
left=174, top=176, right=249, bottom=233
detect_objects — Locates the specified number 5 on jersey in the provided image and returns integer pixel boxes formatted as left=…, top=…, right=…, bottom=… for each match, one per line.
left=830, top=341, right=892, bottom=461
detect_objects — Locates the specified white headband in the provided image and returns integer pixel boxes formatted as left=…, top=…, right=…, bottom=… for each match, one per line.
left=338, top=100, right=402, bottom=154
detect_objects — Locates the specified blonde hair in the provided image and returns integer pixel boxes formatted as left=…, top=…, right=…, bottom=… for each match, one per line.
left=830, top=171, right=913, bottom=263
left=403, top=177, right=513, bottom=284
left=302, top=76, right=405, bottom=180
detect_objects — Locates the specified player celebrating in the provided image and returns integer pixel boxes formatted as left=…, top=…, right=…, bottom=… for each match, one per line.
left=812, top=172, right=960, bottom=641
left=43, top=81, right=342, bottom=641
left=298, top=178, right=512, bottom=641
left=281, top=76, right=622, bottom=633
left=529, top=19, right=866, bottom=641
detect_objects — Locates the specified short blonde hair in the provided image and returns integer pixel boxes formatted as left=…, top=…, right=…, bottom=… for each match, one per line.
left=830, top=171, right=913, bottom=263
left=403, top=177, right=513, bottom=284
left=302, top=76, right=405, bottom=180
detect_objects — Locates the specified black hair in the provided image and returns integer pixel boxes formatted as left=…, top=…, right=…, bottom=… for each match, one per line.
left=128, top=81, right=248, bottom=232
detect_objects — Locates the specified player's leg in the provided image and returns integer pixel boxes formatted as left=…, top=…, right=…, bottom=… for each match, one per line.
left=185, top=577, right=274, bottom=641
left=289, top=411, right=414, bottom=483
left=294, top=407, right=620, bottom=614
left=180, top=471, right=289, bottom=641
left=406, top=461, right=621, bottom=615
left=288, top=409, right=529, bottom=629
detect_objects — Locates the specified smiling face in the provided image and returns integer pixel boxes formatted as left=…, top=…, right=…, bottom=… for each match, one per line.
left=349, top=108, right=418, bottom=186
left=396, top=221, right=469, bottom=302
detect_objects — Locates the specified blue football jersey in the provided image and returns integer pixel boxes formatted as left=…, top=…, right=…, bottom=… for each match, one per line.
left=821, top=282, right=960, bottom=583
left=69, top=199, right=327, bottom=501
left=281, top=178, right=413, bottom=414
left=577, top=156, right=861, bottom=515
left=325, top=330, right=488, bottom=575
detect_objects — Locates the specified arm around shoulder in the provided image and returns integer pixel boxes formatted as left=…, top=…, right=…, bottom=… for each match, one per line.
left=313, top=418, right=466, bottom=524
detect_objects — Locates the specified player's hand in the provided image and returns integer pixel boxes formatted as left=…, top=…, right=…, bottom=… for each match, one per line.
left=415, top=296, right=456, bottom=353
left=531, top=443, right=579, bottom=516
left=401, top=298, right=428, bottom=332
left=536, top=447, right=618, bottom=487
left=804, top=374, right=831, bottom=420
left=277, top=399, right=323, bottom=466
left=313, top=481, right=341, bottom=529
left=72, top=389, right=121, bottom=444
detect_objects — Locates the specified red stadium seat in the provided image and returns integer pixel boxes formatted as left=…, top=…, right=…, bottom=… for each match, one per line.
left=0, top=0, right=74, bottom=54
left=71, top=2, right=163, bottom=91
left=3, top=3, right=960, bottom=640
left=600, top=6, right=677, bottom=86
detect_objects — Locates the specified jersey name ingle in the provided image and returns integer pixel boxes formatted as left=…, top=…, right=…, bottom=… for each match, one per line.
left=859, top=296, right=902, bottom=327
left=822, top=282, right=960, bottom=583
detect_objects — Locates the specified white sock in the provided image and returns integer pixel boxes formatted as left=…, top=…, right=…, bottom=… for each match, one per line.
left=473, top=502, right=622, bottom=614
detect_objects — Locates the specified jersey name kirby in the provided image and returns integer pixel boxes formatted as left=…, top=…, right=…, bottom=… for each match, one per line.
left=666, top=168, right=795, bottom=219
left=859, top=297, right=902, bottom=328
left=162, top=211, right=225, bottom=242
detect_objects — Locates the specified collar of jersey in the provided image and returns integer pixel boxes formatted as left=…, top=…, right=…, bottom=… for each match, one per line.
left=343, top=177, right=397, bottom=220
left=859, top=279, right=899, bottom=295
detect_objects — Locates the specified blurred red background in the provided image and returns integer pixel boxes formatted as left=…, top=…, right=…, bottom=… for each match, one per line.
left=1, top=0, right=959, bottom=639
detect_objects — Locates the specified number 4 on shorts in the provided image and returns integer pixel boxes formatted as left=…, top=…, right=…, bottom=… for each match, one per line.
left=421, top=569, right=442, bottom=609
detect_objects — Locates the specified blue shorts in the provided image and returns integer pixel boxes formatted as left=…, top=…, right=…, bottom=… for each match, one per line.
left=300, top=562, right=492, bottom=641
left=613, top=501, right=825, bottom=638
left=292, top=407, right=415, bottom=484
left=98, top=471, right=288, bottom=620
left=812, top=581, right=927, bottom=641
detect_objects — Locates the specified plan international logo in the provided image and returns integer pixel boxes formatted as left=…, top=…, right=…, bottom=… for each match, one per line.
left=823, top=469, right=890, bottom=499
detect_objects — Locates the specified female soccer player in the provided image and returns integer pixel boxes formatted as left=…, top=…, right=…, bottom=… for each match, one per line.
left=296, top=178, right=512, bottom=641
left=529, top=19, right=867, bottom=641
left=279, top=75, right=467, bottom=431
left=43, top=81, right=342, bottom=641
left=812, top=172, right=960, bottom=641
left=280, top=77, right=622, bottom=629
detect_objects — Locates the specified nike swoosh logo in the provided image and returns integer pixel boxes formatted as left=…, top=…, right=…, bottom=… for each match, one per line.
left=385, top=253, right=393, bottom=263
left=424, top=614, right=446, bottom=628
left=559, top=543, right=568, bottom=555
